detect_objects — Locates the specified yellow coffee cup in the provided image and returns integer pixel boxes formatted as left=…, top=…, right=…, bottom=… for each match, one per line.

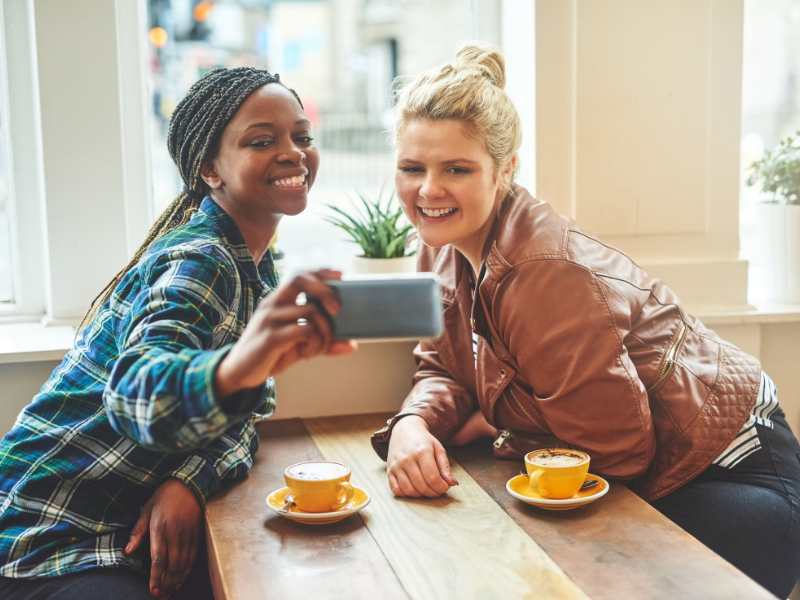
left=524, top=448, right=590, bottom=499
left=283, top=460, right=355, bottom=513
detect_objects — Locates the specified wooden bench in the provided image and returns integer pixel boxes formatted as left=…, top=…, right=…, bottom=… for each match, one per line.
left=204, top=414, right=772, bottom=599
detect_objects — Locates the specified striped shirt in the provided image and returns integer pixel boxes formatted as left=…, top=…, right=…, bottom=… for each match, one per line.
left=0, top=197, right=276, bottom=578
left=712, top=371, right=780, bottom=469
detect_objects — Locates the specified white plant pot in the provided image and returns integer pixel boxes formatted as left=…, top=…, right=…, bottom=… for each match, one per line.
left=755, top=203, right=800, bottom=303
left=351, top=255, right=417, bottom=275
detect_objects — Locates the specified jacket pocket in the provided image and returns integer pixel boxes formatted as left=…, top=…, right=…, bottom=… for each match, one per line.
left=648, top=323, right=720, bottom=434
left=647, top=321, right=688, bottom=393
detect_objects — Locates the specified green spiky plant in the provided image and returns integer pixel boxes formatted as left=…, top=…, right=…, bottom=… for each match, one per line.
left=325, top=190, right=415, bottom=258
left=747, top=130, right=800, bottom=204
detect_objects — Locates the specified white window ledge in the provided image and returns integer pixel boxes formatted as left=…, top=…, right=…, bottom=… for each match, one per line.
left=692, top=304, right=800, bottom=326
left=1, top=304, right=800, bottom=366
left=0, top=322, right=75, bottom=365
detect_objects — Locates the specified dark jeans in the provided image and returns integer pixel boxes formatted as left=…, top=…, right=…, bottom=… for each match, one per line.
left=0, top=540, right=213, bottom=600
left=653, top=408, right=800, bottom=599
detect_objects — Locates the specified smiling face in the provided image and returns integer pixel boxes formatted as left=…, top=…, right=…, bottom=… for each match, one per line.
left=201, top=84, right=319, bottom=223
left=395, top=118, right=512, bottom=264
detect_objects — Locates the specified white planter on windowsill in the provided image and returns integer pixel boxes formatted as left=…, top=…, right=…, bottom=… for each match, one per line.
left=351, top=255, right=417, bottom=275
left=755, top=202, right=800, bottom=303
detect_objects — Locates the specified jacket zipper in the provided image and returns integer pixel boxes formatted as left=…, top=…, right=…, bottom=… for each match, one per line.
left=493, top=429, right=512, bottom=450
left=647, top=321, right=688, bottom=392
left=469, top=262, right=488, bottom=334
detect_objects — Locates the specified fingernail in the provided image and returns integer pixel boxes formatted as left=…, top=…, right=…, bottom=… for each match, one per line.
left=325, top=302, right=339, bottom=315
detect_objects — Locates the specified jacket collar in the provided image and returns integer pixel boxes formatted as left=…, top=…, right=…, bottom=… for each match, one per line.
left=488, top=185, right=565, bottom=268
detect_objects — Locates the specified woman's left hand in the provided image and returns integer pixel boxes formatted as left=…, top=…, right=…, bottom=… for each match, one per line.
left=124, top=479, right=202, bottom=599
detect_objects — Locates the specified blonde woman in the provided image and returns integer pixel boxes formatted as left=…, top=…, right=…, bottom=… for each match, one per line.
left=370, top=44, right=800, bottom=598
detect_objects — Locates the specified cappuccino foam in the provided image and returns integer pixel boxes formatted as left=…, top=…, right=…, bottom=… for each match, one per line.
left=287, top=462, right=348, bottom=481
left=530, top=451, right=586, bottom=468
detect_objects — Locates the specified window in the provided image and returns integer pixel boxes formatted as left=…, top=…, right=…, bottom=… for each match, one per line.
left=0, top=102, right=12, bottom=304
left=0, top=4, right=14, bottom=305
left=0, top=0, right=47, bottom=319
left=145, top=0, right=501, bottom=274
left=740, top=0, right=800, bottom=303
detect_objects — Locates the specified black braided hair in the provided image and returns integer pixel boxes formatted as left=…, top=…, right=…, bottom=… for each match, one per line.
left=168, top=67, right=303, bottom=200
left=78, top=67, right=303, bottom=331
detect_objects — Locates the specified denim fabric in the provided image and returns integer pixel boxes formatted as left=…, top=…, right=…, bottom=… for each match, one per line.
left=654, top=408, right=800, bottom=598
left=0, top=536, right=212, bottom=600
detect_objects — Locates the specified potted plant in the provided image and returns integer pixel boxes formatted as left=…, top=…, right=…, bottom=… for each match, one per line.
left=325, top=190, right=417, bottom=274
left=746, top=130, right=800, bottom=303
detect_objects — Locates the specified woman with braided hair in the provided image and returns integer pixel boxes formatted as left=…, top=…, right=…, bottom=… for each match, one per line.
left=0, top=67, right=353, bottom=599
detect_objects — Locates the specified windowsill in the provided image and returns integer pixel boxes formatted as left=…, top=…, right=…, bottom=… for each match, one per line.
left=691, top=303, right=800, bottom=326
left=0, top=322, right=76, bottom=365
left=1, top=303, right=800, bottom=366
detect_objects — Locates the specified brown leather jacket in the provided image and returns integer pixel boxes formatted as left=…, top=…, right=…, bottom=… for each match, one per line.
left=371, top=186, right=761, bottom=501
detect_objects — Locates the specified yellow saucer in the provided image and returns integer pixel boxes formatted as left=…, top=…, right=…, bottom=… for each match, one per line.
left=506, top=473, right=610, bottom=511
left=266, top=486, right=370, bottom=525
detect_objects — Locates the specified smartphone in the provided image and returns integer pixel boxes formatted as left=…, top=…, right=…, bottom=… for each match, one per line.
left=319, top=274, right=444, bottom=341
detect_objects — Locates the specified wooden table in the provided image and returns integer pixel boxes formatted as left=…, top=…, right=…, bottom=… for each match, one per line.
left=204, top=414, right=772, bottom=599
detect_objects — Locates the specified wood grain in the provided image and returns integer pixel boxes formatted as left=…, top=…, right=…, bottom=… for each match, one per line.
left=205, top=419, right=407, bottom=600
left=205, top=414, right=772, bottom=600
left=451, top=440, right=774, bottom=600
left=305, top=414, right=587, bottom=600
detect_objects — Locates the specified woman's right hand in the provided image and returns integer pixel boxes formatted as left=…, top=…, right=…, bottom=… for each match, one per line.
left=215, top=269, right=355, bottom=398
left=386, top=415, right=459, bottom=497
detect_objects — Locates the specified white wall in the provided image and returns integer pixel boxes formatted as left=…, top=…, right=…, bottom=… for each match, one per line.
left=536, top=0, right=749, bottom=310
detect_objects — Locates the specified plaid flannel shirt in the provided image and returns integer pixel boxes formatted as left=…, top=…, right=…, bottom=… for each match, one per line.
left=0, top=197, right=276, bottom=578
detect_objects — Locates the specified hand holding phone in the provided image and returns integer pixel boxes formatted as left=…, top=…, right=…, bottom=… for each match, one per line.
left=315, top=274, right=444, bottom=341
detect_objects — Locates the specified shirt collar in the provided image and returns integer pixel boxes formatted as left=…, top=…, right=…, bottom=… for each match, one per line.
left=197, top=196, right=278, bottom=288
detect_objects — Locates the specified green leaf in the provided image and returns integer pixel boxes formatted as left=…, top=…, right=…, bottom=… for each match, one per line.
left=747, top=130, right=800, bottom=205
left=325, top=187, right=414, bottom=255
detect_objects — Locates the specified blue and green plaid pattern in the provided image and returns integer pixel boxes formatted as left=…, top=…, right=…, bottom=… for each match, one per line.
left=0, top=197, right=276, bottom=578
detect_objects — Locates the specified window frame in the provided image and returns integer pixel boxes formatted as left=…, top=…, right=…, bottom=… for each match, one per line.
left=0, top=0, right=152, bottom=326
left=0, top=0, right=47, bottom=321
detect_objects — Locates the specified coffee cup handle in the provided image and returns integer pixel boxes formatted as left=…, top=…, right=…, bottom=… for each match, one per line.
left=528, top=469, right=543, bottom=493
left=280, top=494, right=295, bottom=513
left=333, top=481, right=355, bottom=510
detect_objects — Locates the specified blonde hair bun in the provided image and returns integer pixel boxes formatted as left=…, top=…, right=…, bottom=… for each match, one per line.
left=453, top=43, right=506, bottom=89
left=393, top=41, right=521, bottom=182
